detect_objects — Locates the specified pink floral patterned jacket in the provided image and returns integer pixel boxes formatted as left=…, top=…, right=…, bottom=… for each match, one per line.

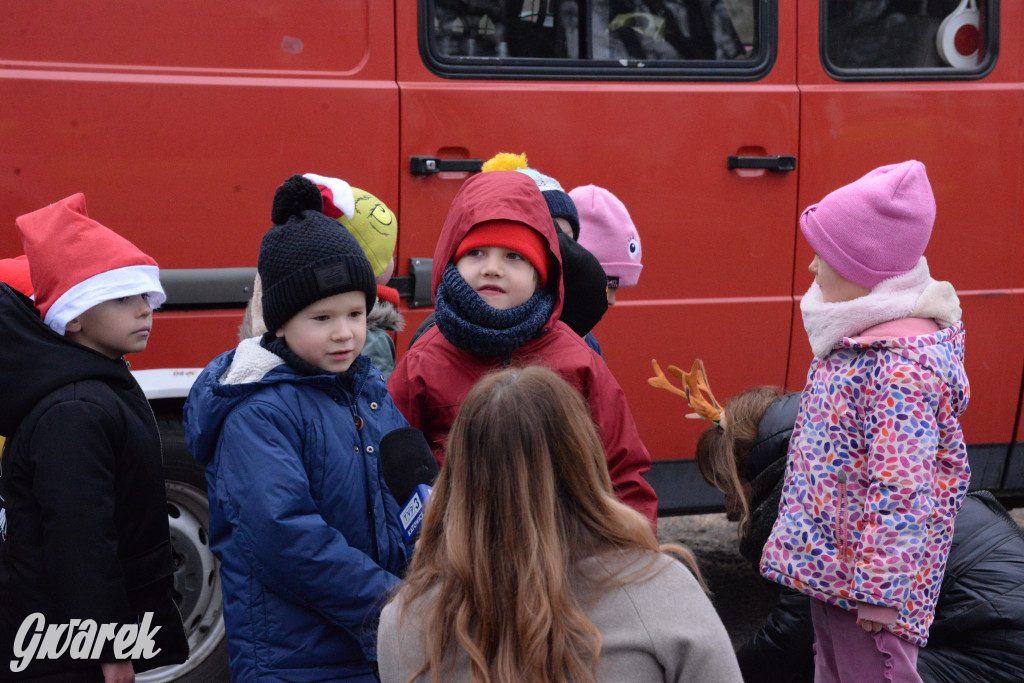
left=760, top=321, right=969, bottom=646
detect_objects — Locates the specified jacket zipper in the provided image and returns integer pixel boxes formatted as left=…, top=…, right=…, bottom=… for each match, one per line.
left=836, top=470, right=850, bottom=560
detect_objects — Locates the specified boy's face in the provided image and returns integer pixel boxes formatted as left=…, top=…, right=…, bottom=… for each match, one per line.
left=809, top=254, right=870, bottom=303
left=456, top=246, right=539, bottom=310
left=275, top=290, right=367, bottom=374
left=65, top=294, right=153, bottom=359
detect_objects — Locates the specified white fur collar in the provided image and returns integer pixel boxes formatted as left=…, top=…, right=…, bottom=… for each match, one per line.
left=219, top=336, right=284, bottom=385
left=800, top=257, right=961, bottom=358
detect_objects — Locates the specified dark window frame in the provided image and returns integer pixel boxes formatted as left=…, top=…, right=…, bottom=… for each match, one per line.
left=820, top=0, right=999, bottom=81
left=418, top=0, right=778, bottom=82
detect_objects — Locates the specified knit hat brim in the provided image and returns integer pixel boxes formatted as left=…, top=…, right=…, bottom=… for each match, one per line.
left=601, top=261, right=643, bottom=288
left=454, top=220, right=550, bottom=287
left=261, top=252, right=376, bottom=333
left=44, top=265, right=165, bottom=335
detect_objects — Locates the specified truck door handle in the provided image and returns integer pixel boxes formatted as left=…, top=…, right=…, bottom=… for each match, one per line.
left=409, top=156, right=484, bottom=175
left=387, top=258, right=434, bottom=308
left=727, top=155, right=796, bottom=172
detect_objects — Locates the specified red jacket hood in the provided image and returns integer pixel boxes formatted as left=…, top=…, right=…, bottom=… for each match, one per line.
left=431, top=171, right=563, bottom=322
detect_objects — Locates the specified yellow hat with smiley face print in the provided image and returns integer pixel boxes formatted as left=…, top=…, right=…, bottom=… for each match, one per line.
left=303, top=173, right=397, bottom=278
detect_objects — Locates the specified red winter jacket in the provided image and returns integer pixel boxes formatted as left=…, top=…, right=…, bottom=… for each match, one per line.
left=389, top=172, right=658, bottom=525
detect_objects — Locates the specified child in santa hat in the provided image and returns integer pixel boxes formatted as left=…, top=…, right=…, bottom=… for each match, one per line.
left=0, top=194, right=188, bottom=681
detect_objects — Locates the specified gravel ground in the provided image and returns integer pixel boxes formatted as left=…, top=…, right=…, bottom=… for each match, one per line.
left=657, top=506, right=1024, bottom=649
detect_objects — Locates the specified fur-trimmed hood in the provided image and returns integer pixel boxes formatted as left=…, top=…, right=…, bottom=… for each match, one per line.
left=367, top=298, right=403, bottom=334
left=183, top=336, right=373, bottom=466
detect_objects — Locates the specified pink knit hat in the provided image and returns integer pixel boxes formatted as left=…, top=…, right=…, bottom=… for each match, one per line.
left=799, top=160, right=935, bottom=289
left=569, top=185, right=643, bottom=288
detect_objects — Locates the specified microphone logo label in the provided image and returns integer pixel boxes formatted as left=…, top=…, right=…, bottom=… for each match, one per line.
left=400, top=495, right=423, bottom=530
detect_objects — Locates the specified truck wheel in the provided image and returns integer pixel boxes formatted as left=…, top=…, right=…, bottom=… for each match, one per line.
left=138, top=413, right=230, bottom=683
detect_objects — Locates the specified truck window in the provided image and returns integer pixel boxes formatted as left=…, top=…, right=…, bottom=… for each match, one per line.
left=822, top=0, right=996, bottom=78
left=423, top=0, right=770, bottom=79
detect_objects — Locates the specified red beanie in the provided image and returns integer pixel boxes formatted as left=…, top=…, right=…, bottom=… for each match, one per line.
left=453, top=220, right=550, bottom=287
left=0, top=255, right=33, bottom=298
left=16, top=193, right=165, bottom=334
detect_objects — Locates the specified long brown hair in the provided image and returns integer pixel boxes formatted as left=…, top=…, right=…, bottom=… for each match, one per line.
left=695, top=386, right=781, bottom=537
left=392, top=366, right=702, bottom=683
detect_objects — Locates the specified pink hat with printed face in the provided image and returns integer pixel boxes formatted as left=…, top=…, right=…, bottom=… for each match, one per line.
left=16, top=193, right=165, bottom=335
left=569, top=185, right=643, bottom=288
left=799, top=160, right=935, bottom=289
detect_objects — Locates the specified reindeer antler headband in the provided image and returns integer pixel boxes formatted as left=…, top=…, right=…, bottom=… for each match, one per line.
left=648, top=358, right=725, bottom=427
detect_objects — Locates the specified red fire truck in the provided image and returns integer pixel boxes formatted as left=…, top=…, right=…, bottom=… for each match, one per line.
left=2, top=1, right=1020, bottom=680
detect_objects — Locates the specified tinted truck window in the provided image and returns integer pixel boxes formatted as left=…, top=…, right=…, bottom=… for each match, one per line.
left=823, top=0, right=996, bottom=77
left=424, top=0, right=768, bottom=79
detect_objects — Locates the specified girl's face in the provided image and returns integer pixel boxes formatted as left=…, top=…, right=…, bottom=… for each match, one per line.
left=809, top=254, right=870, bottom=303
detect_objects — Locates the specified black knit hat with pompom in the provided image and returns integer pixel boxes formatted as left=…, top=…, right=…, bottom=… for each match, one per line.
left=259, top=175, right=376, bottom=333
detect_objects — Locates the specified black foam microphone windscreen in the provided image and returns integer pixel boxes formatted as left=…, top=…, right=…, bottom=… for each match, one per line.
left=380, top=427, right=439, bottom=504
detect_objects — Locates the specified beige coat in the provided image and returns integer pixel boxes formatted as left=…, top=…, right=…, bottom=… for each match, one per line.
left=377, top=550, right=742, bottom=682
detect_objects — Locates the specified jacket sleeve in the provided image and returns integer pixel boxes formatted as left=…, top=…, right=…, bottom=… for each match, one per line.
left=28, top=401, right=135, bottom=628
left=212, top=400, right=401, bottom=648
left=736, top=588, right=815, bottom=683
left=855, top=364, right=938, bottom=608
left=582, top=360, right=658, bottom=527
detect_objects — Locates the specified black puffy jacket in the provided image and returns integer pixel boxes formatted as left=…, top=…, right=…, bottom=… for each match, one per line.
left=736, top=393, right=1024, bottom=683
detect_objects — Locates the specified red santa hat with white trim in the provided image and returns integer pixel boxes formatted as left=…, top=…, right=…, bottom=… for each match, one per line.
left=15, top=193, right=165, bottom=335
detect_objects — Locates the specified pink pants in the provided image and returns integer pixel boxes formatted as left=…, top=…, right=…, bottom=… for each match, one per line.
left=810, top=598, right=921, bottom=683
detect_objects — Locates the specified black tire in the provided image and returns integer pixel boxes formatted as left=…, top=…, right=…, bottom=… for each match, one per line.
left=138, top=411, right=231, bottom=683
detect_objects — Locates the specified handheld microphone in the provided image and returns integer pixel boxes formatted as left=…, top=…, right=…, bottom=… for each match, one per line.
left=380, top=427, right=439, bottom=543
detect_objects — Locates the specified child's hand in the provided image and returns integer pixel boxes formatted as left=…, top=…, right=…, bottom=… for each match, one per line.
left=101, top=660, right=135, bottom=683
left=856, top=617, right=886, bottom=633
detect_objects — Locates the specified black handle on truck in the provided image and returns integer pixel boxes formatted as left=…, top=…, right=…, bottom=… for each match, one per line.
left=410, top=156, right=484, bottom=175
left=386, top=258, right=434, bottom=308
left=727, top=155, right=796, bottom=172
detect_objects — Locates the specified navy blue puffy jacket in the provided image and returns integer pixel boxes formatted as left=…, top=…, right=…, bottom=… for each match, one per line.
left=183, top=339, right=411, bottom=682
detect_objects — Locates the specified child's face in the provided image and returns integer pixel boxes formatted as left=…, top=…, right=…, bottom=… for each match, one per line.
left=456, top=246, right=539, bottom=310
left=275, top=291, right=367, bottom=374
left=65, top=294, right=153, bottom=359
left=809, top=254, right=870, bottom=303
left=606, top=280, right=618, bottom=306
